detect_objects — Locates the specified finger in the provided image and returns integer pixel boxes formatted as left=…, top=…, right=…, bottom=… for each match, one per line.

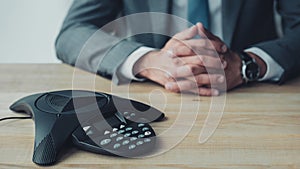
left=178, top=55, right=227, bottom=69
left=170, top=64, right=206, bottom=78
left=197, top=22, right=214, bottom=39
left=192, top=74, right=225, bottom=86
left=184, top=39, right=227, bottom=54
left=165, top=74, right=225, bottom=92
left=140, top=68, right=176, bottom=87
left=173, top=25, right=198, bottom=40
left=165, top=81, right=220, bottom=96
left=165, top=80, right=198, bottom=93
left=177, top=48, right=220, bottom=59
left=161, top=72, right=177, bottom=85
left=172, top=45, right=194, bottom=56
left=193, top=87, right=220, bottom=96
left=196, top=23, right=228, bottom=53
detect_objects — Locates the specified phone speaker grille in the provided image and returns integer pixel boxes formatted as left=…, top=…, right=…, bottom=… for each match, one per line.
left=46, top=94, right=70, bottom=111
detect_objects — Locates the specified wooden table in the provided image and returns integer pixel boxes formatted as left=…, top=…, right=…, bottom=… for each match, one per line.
left=0, top=64, right=299, bottom=169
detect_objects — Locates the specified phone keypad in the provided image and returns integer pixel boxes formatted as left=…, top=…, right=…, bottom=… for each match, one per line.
left=96, top=122, right=155, bottom=155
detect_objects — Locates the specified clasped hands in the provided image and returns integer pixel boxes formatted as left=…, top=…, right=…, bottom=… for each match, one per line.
left=133, top=23, right=243, bottom=96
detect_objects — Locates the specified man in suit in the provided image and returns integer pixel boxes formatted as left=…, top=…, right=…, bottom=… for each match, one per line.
left=56, top=0, right=300, bottom=96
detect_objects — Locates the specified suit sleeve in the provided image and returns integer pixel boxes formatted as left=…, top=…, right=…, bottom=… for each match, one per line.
left=55, top=0, right=144, bottom=84
left=253, top=0, right=300, bottom=83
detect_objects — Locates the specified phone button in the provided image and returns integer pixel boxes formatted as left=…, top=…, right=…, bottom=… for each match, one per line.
left=100, top=139, right=111, bottom=146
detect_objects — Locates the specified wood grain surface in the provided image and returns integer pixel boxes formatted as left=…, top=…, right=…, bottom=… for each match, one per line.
left=0, top=64, right=299, bottom=169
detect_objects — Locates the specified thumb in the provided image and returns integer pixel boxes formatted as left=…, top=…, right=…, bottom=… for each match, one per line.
left=196, top=22, right=212, bottom=39
left=173, top=25, right=198, bottom=40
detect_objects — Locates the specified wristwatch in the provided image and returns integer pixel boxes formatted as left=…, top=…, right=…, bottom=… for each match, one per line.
left=239, top=52, right=260, bottom=83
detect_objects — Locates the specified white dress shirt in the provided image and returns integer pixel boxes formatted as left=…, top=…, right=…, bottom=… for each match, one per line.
left=119, top=0, right=284, bottom=82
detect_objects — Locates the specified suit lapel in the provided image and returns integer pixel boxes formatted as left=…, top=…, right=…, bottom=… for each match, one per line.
left=147, top=0, right=244, bottom=47
left=147, top=0, right=172, bottom=48
left=222, top=0, right=245, bottom=46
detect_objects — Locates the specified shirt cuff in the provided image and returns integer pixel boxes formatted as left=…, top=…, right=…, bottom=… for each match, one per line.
left=245, top=47, right=284, bottom=82
left=118, top=46, right=156, bottom=81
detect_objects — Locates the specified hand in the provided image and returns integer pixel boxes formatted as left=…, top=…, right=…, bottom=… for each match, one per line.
left=163, top=23, right=230, bottom=95
left=215, top=50, right=244, bottom=91
left=194, top=24, right=267, bottom=91
left=213, top=50, right=267, bottom=92
left=183, top=24, right=267, bottom=91
left=133, top=25, right=227, bottom=96
left=171, top=23, right=266, bottom=92
left=164, top=25, right=228, bottom=58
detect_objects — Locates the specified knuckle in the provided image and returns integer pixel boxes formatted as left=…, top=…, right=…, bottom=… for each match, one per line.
left=183, top=46, right=194, bottom=55
left=171, top=48, right=178, bottom=56
left=172, top=58, right=181, bottom=65
left=198, top=55, right=206, bottom=65
left=189, top=48, right=195, bottom=55
left=169, top=49, right=176, bottom=57
left=165, top=73, right=176, bottom=82
left=173, top=40, right=182, bottom=47
left=189, top=65, right=199, bottom=75
left=190, top=66, right=196, bottom=74
left=185, top=65, right=194, bottom=74
left=170, top=72, right=177, bottom=79
left=166, top=69, right=176, bottom=79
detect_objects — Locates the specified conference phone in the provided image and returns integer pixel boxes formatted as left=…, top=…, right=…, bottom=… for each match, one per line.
left=9, top=90, right=165, bottom=166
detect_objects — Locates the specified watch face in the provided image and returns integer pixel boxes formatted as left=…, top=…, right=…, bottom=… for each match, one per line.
left=245, top=62, right=260, bottom=81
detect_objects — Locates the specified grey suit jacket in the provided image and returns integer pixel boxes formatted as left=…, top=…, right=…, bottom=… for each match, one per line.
left=55, top=0, right=300, bottom=84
